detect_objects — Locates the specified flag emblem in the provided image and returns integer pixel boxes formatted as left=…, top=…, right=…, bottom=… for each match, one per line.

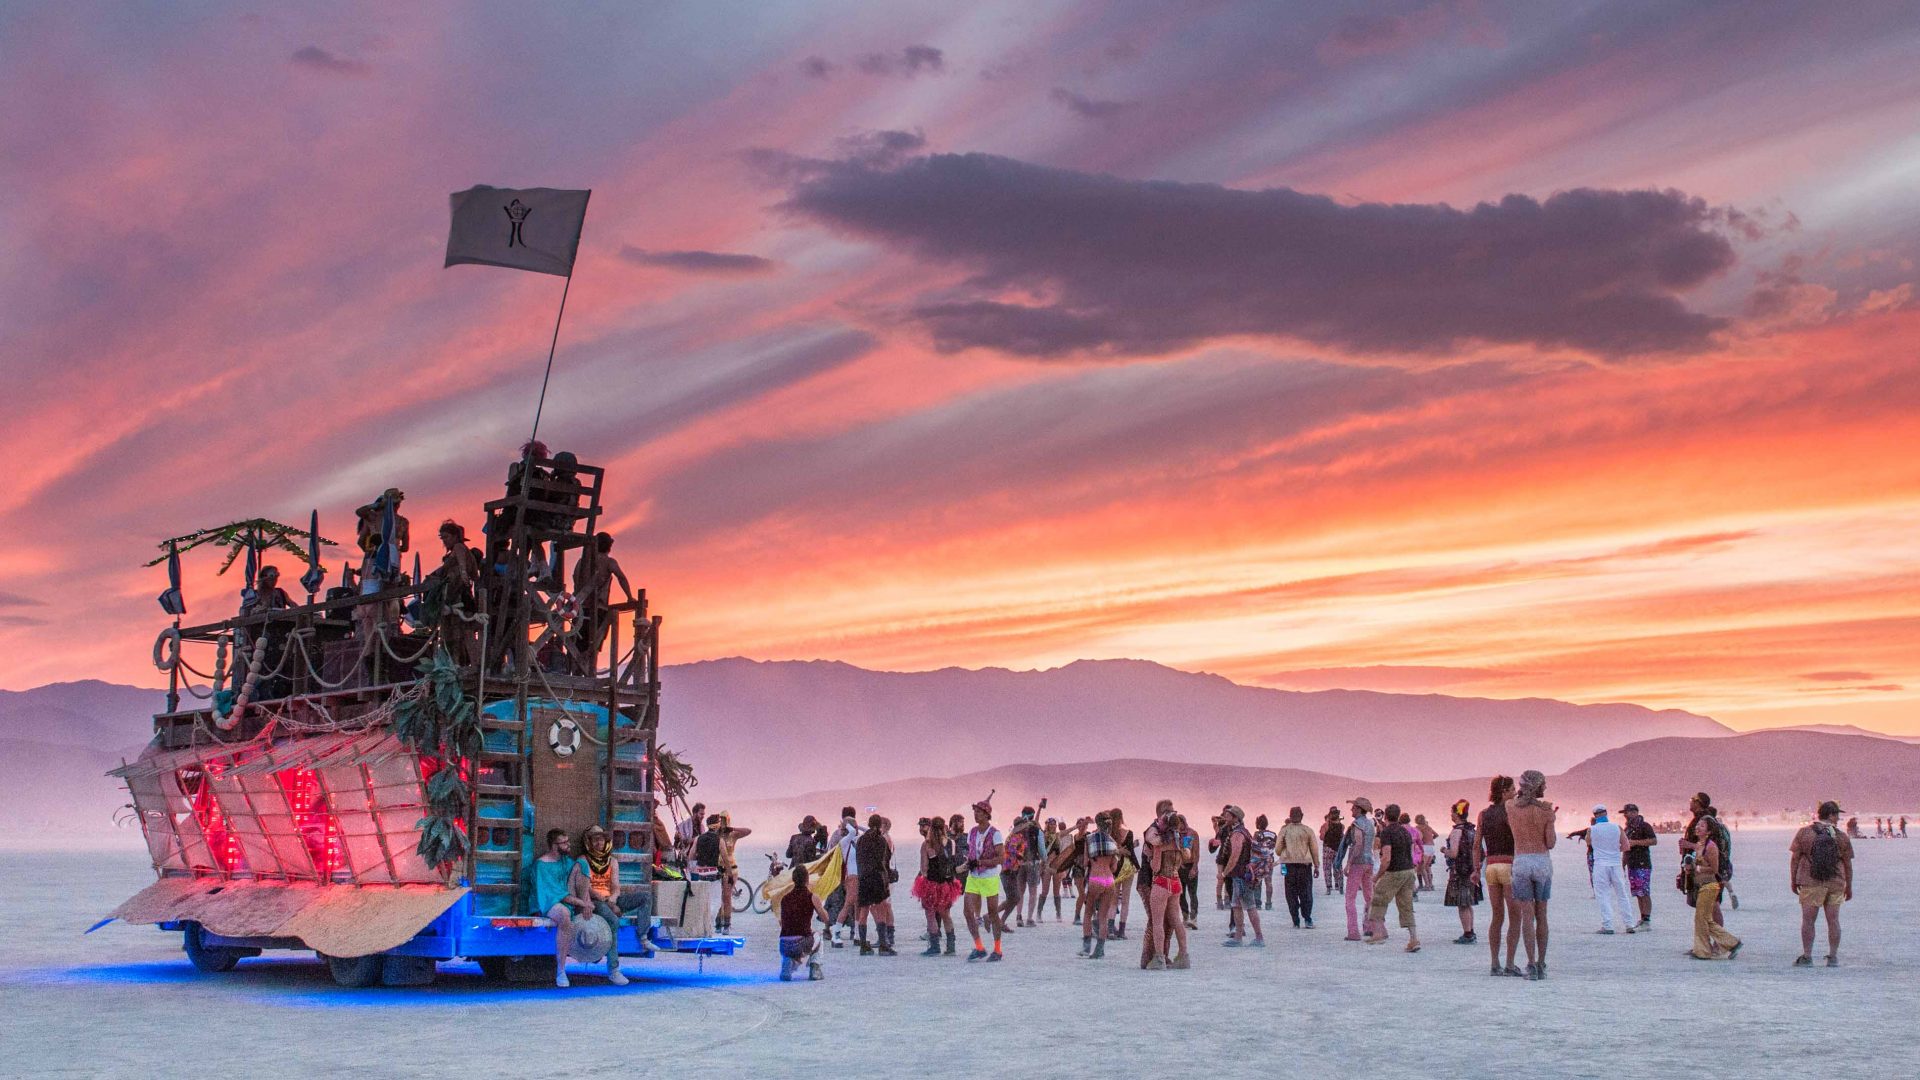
left=446, top=186, right=590, bottom=277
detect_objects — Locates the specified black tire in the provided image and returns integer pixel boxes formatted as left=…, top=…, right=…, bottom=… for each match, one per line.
left=326, top=953, right=385, bottom=988
left=750, top=881, right=773, bottom=915
left=730, top=878, right=754, bottom=914
left=475, top=957, right=509, bottom=981
left=183, top=922, right=244, bottom=973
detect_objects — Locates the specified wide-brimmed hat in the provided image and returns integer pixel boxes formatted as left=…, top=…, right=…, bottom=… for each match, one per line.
left=1350, top=796, right=1373, bottom=813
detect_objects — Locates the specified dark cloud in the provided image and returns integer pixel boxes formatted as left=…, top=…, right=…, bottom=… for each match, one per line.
left=618, top=246, right=775, bottom=276
left=0, top=591, right=44, bottom=608
left=779, top=152, right=1739, bottom=359
left=290, top=45, right=370, bottom=75
left=1800, top=671, right=1877, bottom=682
left=1049, top=88, right=1136, bottom=120
left=856, top=44, right=944, bottom=77
left=799, top=56, right=834, bottom=79
left=834, top=129, right=927, bottom=167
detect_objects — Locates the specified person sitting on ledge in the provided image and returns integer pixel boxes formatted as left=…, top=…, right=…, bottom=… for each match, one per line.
left=530, top=827, right=600, bottom=988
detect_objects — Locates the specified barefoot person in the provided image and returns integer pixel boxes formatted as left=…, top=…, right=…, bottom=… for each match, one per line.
left=1443, top=800, right=1480, bottom=945
left=1414, top=814, right=1439, bottom=894
left=963, top=797, right=1006, bottom=962
left=1507, top=770, right=1557, bottom=981
left=1687, top=816, right=1741, bottom=960
left=1336, top=797, right=1377, bottom=941
left=1078, top=814, right=1121, bottom=959
left=1365, top=804, right=1420, bottom=952
left=1277, top=806, right=1319, bottom=929
left=914, top=817, right=962, bottom=956
left=1477, top=776, right=1521, bottom=976
left=1789, top=800, right=1853, bottom=967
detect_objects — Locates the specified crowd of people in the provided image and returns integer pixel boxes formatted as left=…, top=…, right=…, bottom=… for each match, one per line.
left=745, top=779, right=1861, bottom=986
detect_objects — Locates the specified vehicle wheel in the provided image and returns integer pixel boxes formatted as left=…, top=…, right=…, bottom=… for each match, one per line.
left=730, top=879, right=754, bottom=914
left=475, top=957, right=509, bottom=981
left=751, top=884, right=773, bottom=915
left=183, top=922, right=244, bottom=973
left=326, top=953, right=385, bottom=988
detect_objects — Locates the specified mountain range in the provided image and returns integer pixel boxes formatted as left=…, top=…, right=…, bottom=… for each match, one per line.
left=730, top=731, right=1920, bottom=833
left=1, top=661, right=1912, bottom=844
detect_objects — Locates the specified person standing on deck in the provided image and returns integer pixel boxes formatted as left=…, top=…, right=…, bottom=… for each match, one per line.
left=1507, top=770, right=1557, bottom=981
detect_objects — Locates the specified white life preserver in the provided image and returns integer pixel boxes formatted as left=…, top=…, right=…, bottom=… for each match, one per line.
left=547, top=716, right=581, bottom=758
left=153, top=627, right=183, bottom=672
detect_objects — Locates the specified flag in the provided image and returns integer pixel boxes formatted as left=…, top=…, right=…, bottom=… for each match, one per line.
left=445, top=186, right=591, bottom=277
left=376, top=498, right=398, bottom=578
left=300, top=509, right=326, bottom=596
left=158, top=542, right=187, bottom=616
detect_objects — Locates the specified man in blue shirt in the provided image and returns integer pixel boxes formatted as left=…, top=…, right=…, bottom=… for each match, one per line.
left=532, top=828, right=594, bottom=987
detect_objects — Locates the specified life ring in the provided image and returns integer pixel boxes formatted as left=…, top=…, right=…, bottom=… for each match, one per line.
left=547, top=716, right=581, bottom=758
left=153, top=627, right=183, bottom=672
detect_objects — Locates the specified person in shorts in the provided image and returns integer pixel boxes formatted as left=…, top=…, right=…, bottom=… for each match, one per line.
left=1477, top=776, right=1521, bottom=976
left=1621, top=803, right=1658, bottom=930
left=962, top=798, right=1006, bottom=961
left=1220, top=806, right=1266, bottom=947
left=1365, top=803, right=1420, bottom=952
left=1789, top=800, right=1854, bottom=967
left=1506, top=770, right=1557, bottom=981
left=778, top=865, right=829, bottom=981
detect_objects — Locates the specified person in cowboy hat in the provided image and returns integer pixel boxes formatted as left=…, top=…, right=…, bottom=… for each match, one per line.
left=1335, top=797, right=1377, bottom=940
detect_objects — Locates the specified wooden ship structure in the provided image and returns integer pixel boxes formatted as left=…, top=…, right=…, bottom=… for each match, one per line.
left=103, top=452, right=737, bottom=986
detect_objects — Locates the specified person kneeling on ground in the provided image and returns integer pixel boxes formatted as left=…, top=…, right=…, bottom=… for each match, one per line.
left=531, top=828, right=615, bottom=988
left=779, top=865, right=830, bottom=981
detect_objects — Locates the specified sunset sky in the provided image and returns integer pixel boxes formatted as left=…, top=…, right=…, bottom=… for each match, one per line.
left=4, top=1, right=1917, bottom=733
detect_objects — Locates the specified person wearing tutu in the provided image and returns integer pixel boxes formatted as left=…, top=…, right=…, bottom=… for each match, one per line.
left=914, top=816, right=963, bottom=955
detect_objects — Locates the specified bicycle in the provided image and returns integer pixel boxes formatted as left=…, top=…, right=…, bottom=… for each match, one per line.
left=734, top=852, right=787, bottom=915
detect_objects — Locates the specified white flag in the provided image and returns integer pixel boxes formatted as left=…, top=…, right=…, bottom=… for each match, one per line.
left=445, top=185, right=590, bottom=277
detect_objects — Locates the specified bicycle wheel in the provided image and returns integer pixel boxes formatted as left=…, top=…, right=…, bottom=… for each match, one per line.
left=751, top=879, right=775, bottom=915
left=730, top=878, right=755, bottom=914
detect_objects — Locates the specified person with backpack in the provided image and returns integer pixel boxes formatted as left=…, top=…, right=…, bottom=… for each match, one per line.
left=1276, top=806, right=1318, bottom=929
left=1686, top=815, right=1741, bottom=960
left=1789, top=800, right=1854, bottom=967
left=1077, top=813, right=1121, bottom=959
left=1220, top=806, right=1266, bottom=947
left=1443, top=799, right=1480, bottom=945
left=1679, top=793, right=1735, bottom=929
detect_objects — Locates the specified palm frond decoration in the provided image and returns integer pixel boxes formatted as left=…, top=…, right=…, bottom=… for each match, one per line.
left=144, top=518, right=339, bottom=572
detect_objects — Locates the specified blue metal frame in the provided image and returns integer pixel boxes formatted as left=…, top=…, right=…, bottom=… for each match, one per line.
left=159, top=889, right=743, bottom=962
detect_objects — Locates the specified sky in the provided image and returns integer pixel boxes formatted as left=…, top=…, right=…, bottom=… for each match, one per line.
left=3, top=0, right=1918, bottom=733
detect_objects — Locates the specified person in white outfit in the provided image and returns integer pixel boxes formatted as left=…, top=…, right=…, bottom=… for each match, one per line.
left=1586, top=804, right=1633, bottom=935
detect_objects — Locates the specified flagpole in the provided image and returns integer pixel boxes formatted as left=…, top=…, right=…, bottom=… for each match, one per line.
left=528, top=271, right=573, bottom=447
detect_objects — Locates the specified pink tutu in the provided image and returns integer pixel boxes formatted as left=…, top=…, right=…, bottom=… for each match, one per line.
left=912, top=875, right=962, bottom=912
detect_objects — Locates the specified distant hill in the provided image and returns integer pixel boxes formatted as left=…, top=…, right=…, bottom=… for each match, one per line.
left=0, top=680, right=161, bottom=753
left=1775, top=723, right=1920, bottom=745
left=726, top=731, right=1920, bottom=835
left=664, top=657, right=1729, bottom=795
